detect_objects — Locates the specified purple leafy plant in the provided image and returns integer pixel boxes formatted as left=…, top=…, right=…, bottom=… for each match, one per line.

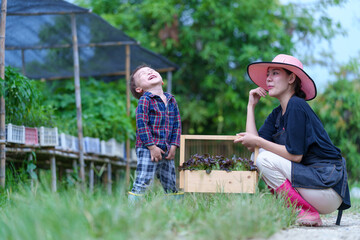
left=179, top=154, right=256, bottom=173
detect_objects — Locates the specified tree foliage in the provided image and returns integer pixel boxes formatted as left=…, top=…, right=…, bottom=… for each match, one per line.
left=75, top=0, right=345, bottom=135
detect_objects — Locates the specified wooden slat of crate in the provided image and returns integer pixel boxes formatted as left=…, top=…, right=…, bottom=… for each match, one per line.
left=179, top=135, right=238, bottom=189
left=184, top=170, right=258, bottom=193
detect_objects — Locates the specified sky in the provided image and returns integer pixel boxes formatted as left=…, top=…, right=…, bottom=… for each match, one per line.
left=282, top=0, right=360, bottom=91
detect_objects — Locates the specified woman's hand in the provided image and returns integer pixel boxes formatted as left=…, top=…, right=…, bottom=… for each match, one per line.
left=248, top=87, right=267, bottom=107
left=234, top=132, right=259, bottom=150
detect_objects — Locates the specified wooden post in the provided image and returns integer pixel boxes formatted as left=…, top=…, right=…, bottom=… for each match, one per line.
left=73, top=159, right=77, bottom=172
left=107, top=161, right=112, bottom=195
left=21, top=49, right=25, bottom=75
left=167, top=71, right=172, bottom=94
left=89, top=161, right=94, bottom=192
left=28, top=153, right=34, bottom=189
left=125, top=44, right=131, bottom=188
left=50, top=155, right=57, bottom=192
left=71, top=14, right=85, bottom=189
left=179, top=135, right=185, bottom=189
left=0, top=0, right=7, bottom=188
left=115, top=169, right=120, bottom=185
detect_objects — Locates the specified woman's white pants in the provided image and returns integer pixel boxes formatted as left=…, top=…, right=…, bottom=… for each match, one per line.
left=255, top=148, right=342, bottom=214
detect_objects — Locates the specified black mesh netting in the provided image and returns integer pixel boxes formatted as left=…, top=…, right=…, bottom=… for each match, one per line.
left=5, top=0, right=177, bottom=79
left=7, top=0, right=89, bottom=15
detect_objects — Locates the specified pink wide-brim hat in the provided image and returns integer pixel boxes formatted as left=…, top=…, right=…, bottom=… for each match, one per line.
left=247, top=54, right=317, bottom=101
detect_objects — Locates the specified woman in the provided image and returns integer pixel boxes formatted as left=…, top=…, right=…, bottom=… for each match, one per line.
left=234, top=54, right=350, bottom=226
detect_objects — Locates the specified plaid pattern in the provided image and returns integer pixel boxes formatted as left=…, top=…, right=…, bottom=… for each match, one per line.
left=131, top=147, right=177, bottom=194
left=136, top=92, right=181, bottom=151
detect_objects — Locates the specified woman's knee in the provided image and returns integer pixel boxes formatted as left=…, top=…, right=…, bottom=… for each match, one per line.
left=255, top=150, right=275, bottom=170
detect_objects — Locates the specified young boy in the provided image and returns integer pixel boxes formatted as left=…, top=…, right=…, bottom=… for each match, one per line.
left=128, top=64, right=182, bottom=199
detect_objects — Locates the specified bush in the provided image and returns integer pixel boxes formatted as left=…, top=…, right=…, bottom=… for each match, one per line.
left=0, top=66, right=54, bottom=127
left=41, top=78, right=136, bottom=142
left=311, top=62, right=360, bottom=181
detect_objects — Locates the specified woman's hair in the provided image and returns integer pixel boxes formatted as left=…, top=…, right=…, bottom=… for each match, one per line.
left=130, top=64, right=150, bottom=99
left=283, top=68, right=307, bottom=99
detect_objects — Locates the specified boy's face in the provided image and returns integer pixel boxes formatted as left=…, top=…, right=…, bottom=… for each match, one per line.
left=134, top=67, right=163, bottom=94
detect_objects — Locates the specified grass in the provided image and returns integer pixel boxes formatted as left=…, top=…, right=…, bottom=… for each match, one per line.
left=349, top=197, right=360, bottom=213
left=0, top=172, right=296, bottom=240
left=1, top=168, right=359, bottom=239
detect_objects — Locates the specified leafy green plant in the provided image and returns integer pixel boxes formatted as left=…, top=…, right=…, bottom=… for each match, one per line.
left=41, top=78, right=136, bottom=142
left=0, top=66, right=54, bottom=127
left=24, top=152, right=38, bottom=181
left=179, top=154, right=256, bottom=172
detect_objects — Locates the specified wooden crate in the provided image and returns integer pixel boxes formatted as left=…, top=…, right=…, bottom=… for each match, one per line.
left=184, top=170, right=258, bottom=193
left=179, top=135, right=258, bottom=193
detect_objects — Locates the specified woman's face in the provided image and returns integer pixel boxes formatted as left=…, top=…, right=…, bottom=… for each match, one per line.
left=266, top=67, right=294, bottom=99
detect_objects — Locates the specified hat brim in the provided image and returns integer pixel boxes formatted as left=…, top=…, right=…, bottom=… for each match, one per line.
left=247, top=62, right=317, bottom=101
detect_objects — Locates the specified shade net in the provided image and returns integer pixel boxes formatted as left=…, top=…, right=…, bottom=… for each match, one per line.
left=5, top=0, right=178, bottom=79
left=7, top=0, right=89, bottom=15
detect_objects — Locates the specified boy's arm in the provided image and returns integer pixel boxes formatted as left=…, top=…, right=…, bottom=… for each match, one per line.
left=136, top=96, right=155, bottom=147
left=170, top=98, right=181, bottom=147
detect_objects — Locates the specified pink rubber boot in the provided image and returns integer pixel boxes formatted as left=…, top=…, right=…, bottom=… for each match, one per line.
left=276, top=179, right=322, bottom=227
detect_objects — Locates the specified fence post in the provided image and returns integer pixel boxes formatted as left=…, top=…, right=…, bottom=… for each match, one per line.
left=50, top=155, right=57, bottom=192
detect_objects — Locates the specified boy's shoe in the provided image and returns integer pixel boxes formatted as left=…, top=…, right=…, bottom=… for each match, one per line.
left=128, top=191, right=143, bottom=205
left=164, top=191, right=184, bottom=200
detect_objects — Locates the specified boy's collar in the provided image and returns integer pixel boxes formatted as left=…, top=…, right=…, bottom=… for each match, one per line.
left=143, top=91, right=173, bottom=99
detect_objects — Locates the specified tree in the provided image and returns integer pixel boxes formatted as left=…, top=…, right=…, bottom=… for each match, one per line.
left=311, top=54, right=360, bottom=181
left=75, top=0, right=346, bottom=135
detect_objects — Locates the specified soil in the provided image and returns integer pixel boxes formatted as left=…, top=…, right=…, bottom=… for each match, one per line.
left=268, top=212, right=360, bottom=240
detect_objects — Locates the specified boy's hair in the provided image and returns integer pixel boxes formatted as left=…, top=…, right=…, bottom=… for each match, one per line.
left=130, top=64, right=150, bottom=99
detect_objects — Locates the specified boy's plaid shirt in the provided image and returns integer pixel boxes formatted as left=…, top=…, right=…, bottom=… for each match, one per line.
left=136, top=91, right=181, bottom=151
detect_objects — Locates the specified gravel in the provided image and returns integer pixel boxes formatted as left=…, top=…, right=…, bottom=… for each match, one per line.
left=268, top=212, right=360, bottom=240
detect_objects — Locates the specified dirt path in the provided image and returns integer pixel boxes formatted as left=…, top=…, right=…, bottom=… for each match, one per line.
left=268, top=212, right=360, bottom=240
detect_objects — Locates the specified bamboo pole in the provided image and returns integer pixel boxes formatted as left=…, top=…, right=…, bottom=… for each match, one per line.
left=35, top=67, right=176, bottom=81
left=72, top=159, right=78, bottom=172
left=71, top=14, right=85, bottom=189
left=89, top=161, right=94, bottom=192
left=7, top=11, right=90, bottom=16
left=21, top=49, right=25, bottom=75
left=28, top=153, right=34, bottom=189
left=50, top=155, right=57, bottom=192
left=107, top=161, right=112, bottom=195
left=0, top=0, right=7, bottom=188
left=125, top=44, right=131, bottom=188
left=167, top=71, right=172, bottom=94
left=5, top=41, right=137, bottom=50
